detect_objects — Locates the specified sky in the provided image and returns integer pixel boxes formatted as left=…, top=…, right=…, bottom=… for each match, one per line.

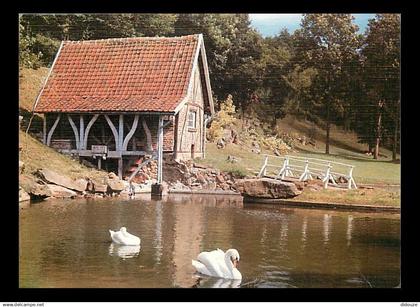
left=249, top=14, right=376, bottom=37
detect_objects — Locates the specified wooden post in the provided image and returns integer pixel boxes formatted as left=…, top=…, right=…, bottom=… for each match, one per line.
left=98, top=158, right=102, bottom=170
left=157, top=116, right=164, bottom=184
left=83, top=114, right=99, bottom=150
left=46, top=114, right=61, bottom=146
left=67, top=115, right=80, bottom=150
left=118, top=158, right=123, bottom=179
left=117, top=114, right=124, bottom=179
left=43, top=114, right=47, bottom=145
left=118, top=114, right=124, bottom=151
left=79, top=115, right=85, bottom=150
left=257, top=155, right=268, bottom=178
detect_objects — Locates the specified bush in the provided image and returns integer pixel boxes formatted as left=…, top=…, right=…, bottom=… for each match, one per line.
left=207, top=94, right=237, bottom=142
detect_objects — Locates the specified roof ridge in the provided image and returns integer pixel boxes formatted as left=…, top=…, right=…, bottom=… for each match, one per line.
left=63, top=34, right=201, bottom=44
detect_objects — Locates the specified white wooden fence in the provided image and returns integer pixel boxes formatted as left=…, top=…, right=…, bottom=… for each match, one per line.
left=257, top=154, right=357, bottom=189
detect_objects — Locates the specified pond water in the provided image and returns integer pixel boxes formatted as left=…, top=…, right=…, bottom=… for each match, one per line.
left=19, top=194, right=400, bottom=288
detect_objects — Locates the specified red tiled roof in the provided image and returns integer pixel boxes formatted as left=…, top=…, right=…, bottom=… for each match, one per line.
left=34, top=35, right=201, bottom=113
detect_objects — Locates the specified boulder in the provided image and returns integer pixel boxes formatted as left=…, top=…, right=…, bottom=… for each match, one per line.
left=19, top=161, right=25, bottom=174
left=19, top=175, right=52, bottom=199
left=46, top=184, right=77, bottom=198
left=94, top=183, right=108, bottom=194
left=19, top=186, right=31, bottom=203
left=235, top=178, right=301, bottom=199
left=108, top=172, right=119, bottom=180
left=107, top=178, right=125, bottom=192
left=36, top=169, right=86, bottom=192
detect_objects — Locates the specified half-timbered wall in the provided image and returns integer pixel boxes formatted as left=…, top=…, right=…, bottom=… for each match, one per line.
left=175, top=61, right=206, bottom=161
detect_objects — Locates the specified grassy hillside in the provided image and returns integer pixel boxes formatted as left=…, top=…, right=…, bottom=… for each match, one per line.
left=19, top=67, right=49, bottom=112
left=19, top=130, right=106, bottom=181
left=202, top=116, right=400, bottom=185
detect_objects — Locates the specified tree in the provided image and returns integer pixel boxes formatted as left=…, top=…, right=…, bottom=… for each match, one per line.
left=174, top=14, right=263, bottom=112
left=294, top=14, right=361, bottom=154
left=361, top=14, right=400, bottom=160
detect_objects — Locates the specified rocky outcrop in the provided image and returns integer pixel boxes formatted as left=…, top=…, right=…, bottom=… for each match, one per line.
left=235, top=178, right=301, bottom=199
left=19, top=186, right=30, bottom=202
left=36, top=169, right=87, bottom=192
left=19, top=161, right=25, bottom=174
left=46, top=184, right=77, bottom=198
left=19, top=175, right=52, bottom=200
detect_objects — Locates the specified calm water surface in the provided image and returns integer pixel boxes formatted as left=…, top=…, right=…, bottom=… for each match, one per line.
left=19, top=195, right=400, bottom=288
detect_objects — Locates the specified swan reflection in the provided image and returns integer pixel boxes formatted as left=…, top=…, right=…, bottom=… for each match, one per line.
left=108, top=243, right=141, bottom=259
left=194, top=275, right=241, bottom=288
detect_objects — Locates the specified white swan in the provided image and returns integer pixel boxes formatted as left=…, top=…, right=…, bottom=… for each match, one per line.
left=109, top=227, right=141, bottom=246
left=108, top=243, right=140, bottom=259
left=192, top=248, right=242, bottom=280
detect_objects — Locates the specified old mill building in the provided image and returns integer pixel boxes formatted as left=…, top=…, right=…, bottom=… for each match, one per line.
left=33, top=34, right=215, bottom=181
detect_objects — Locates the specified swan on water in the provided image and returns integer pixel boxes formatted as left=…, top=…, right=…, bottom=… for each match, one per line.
left=192, top=248, right=242, bottom=280
left=109, top=227, right=141, bottom=246
left=108, top=243, right=140, bottom=259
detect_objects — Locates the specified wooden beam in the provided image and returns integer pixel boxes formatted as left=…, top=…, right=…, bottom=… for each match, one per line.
left=83, top=114, right=99, bottom=150
left=157, top=116, right=164, bottom=184
left=118, top=114, right=124, bottom=151
left=43, top=114, right=47, bottom=145
left=46, top=114, right=61, bottom=146
left=122, top=114, right=139, bottom=151
left=142, top=117, right=153, bottom=152
left=104, top=115, right=119, bottom=150
left=67, top=114, right=80, bottom=150
left=79, top=115, right=85, bottom=148
left=118, top=158, right=123, bottom=179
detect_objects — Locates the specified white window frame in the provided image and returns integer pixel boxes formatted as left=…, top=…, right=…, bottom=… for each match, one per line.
left=188, top=110, right=197, bottom=129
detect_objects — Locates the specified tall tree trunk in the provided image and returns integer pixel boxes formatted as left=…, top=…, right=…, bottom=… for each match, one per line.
left=325, top=101, right=330, bottom=155
left=374, top=100, right=384, bottom=160
left=392, top=100, right=400, bottom=161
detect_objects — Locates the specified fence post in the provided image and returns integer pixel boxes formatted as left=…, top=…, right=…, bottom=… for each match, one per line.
left=258, top=155, right=268, bottom=178
left=281, top=157, right=289, bottom=179
left=323, top=163, right=331, bottom=189
left=348, top=166, right=357, bottom=189
left=299, top=159, right=311, bottom=181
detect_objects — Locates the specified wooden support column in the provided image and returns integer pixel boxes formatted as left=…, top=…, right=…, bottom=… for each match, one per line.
left=43, top=114, right=47, bottom=145
left=117, top=114, right=124, bottom=179
left=79, top=115, right=85, bottom=149
left=152, top=116, right=164, bottom=198
left=46, top=114, right=61, bottom=146
left=83, top=114, right=99, bottom=150
left=122, top=114, right=139, bottom=151
left=98, top=158, right=102, bottom=170
left=157, top=116, right=164, bottom=184
left=67, top=114, right=80, bottom=150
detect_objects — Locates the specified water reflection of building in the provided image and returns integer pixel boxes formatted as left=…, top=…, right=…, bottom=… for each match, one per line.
left=346, top=215, right=353, bottom=246
left=323, top=213, right=332, bottom=245
left=301, top=215, right=308, bottom=250
left=171, top=195, right=206, bottom=288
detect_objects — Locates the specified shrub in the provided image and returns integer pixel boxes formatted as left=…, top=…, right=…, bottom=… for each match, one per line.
left=207, top=94, right=237, bottom=142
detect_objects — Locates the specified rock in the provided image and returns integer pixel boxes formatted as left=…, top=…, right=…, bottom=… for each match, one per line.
left=36, top=169, right=86, bottom=192
left=108, top=172, right=118, bottom=179
left=107, top=178, right=125, bottom=192
left=19, top=186, right=30, bottom=202
left=74, top=178, right=88, bottom=191
left=193, top=163, right=208, bottom=169
left=204, top=182, right=217, bottom=190
left=235, top=178, right=301, bottom=199
left=19, top=161, right=25, bottom=174
left=216, top=138, right=225, bottom=149
left=46, top=184, right=77, bottom=198
left=19, top=175, right=52, bottom=199
left=227, top=155, right=239, bottom=163
left=93, top=181, right=108, bottom=193
left=196, top=174, right=207, bottom=185
left=86, top=179, right=95, bottom=192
